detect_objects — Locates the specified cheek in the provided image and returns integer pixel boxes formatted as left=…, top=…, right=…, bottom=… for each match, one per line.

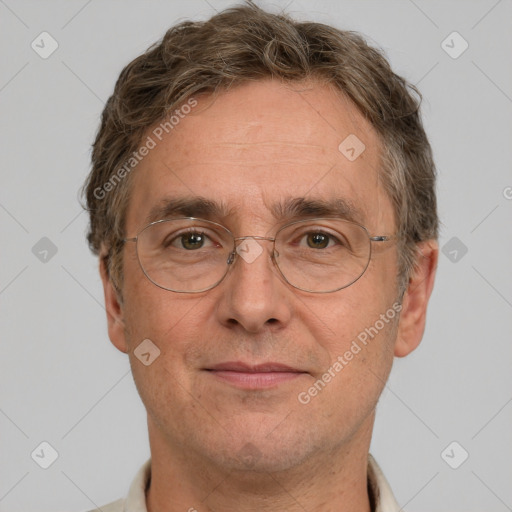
left=298, top=269, right=400, bottom=393
left=121, top=277, right=216, bottom=381
left=303, top=288, right=397, bottom=354
left=121, top=260, right=199, bottom=342
left=122, top=291, right=202, bottom=407
left=298, top=316, right=397, bottom=430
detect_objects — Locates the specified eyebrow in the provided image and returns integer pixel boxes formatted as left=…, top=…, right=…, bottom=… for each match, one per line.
left=144, top=196, right=365, bottom=226
left=271, top=197, right=364, bottom=225
left=145, top=197, right=233, bottom=225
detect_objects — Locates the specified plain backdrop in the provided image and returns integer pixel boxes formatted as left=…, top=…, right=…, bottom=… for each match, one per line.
left=1, top=1, right=511, bottom=511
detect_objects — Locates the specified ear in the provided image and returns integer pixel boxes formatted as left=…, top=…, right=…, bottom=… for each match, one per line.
left=394, top=240, right=438, bottom=357
left=99, top=251, right=129, bottom=354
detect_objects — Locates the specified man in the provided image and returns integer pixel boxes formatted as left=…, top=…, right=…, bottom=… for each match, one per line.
left=84, top=2, right=438, bottom=511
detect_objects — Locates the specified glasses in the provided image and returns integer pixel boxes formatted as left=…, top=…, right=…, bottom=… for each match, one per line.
left=123, top=217, right=394, bottom=294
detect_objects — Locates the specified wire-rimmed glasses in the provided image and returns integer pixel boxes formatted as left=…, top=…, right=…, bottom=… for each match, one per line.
left=123, top=217, right=394, bottom=293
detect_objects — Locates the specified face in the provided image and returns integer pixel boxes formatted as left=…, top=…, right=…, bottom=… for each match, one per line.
left=103, top=79, right=427, bottom=474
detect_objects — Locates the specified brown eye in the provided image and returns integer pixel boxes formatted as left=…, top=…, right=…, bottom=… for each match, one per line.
left=306, top=232, right=331, bottom=249
left=180, top=232, right=205, bottom=250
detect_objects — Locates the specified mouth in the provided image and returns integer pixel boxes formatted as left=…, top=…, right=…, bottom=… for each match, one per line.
left=204, top=361, right=308, bottom=390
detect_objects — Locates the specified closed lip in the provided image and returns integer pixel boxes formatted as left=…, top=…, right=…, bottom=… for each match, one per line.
left=206, top=361, right=305, bottom=373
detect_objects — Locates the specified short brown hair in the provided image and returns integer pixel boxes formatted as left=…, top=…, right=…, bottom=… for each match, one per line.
left=83, top=1, right=438, bottom=296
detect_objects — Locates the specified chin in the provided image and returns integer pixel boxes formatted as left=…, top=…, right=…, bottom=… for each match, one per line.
left=204, top=422, right=322, bottom=474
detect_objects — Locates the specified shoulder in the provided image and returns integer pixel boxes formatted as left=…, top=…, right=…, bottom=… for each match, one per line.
left=85, top=498, right=124, bottom=512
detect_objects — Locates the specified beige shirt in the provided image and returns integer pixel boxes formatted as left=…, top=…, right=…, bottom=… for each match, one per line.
left=89, top=454, right=400, bottom=512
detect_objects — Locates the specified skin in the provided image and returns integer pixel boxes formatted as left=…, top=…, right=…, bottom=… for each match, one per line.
left=100, top=79, right=438, bottom=512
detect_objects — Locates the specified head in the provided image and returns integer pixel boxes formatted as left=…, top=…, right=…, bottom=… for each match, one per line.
left=84, top=3, right=438, bottom=474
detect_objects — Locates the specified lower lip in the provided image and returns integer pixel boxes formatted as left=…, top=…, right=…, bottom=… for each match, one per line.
left=207, top=370, right=305, bottom=389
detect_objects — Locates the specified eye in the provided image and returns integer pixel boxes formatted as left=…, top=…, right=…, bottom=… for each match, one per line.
left=165, top=230, right=218, bottom=250
left=179, top=232, right=207, bottom=250
left=301, top=231, right=341, bottom=249
left=305, top=232, right=331, bottom=249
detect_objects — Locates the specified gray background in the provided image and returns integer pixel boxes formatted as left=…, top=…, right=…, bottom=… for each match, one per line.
left=1, top=0, right=511, bottom=510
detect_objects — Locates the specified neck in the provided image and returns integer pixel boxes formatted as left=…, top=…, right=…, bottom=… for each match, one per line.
left=145, top=415, right=375, bottom=512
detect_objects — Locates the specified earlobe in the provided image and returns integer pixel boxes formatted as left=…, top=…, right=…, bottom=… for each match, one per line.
left=394, top=240, right=439, bottom=358
left=99, top=252, right=129, bottom=354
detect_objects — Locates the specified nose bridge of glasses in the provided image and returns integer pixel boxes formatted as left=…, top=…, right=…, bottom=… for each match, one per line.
left=232, top=236, right=276, bottom=256
left=226, top=235, right=278, bottom=266
left=234, top=235, right=276, bottom=243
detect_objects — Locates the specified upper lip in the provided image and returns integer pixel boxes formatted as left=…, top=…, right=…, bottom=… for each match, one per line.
left=207, top=361, right=304, bottom=373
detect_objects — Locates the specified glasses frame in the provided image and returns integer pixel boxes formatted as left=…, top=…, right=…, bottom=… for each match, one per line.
left=123, top=216, right=395, bottom=294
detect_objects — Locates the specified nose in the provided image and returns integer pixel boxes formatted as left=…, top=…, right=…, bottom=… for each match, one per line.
left=214, top=237, right=292, bottom=333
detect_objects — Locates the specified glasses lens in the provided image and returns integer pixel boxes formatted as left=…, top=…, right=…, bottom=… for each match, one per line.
left=274, top=219, right=371, bottom=292
left=136, top=219, right=233, bottom=292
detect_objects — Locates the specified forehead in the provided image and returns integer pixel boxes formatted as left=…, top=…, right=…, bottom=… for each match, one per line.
left=126, top=79, right=393, bottom=233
